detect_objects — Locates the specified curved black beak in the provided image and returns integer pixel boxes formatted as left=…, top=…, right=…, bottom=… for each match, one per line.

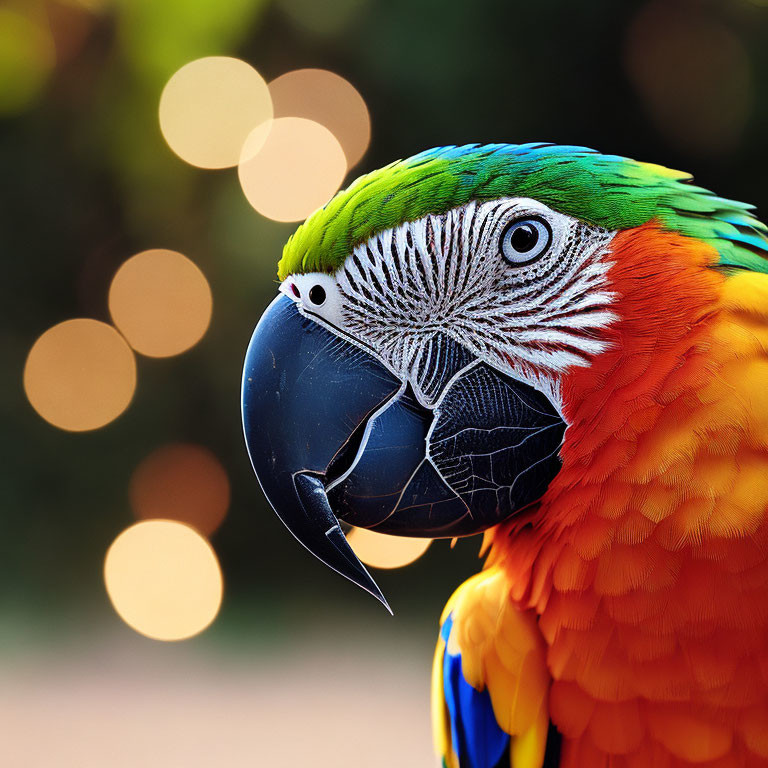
left=241, top=295, right=401, bottom=610
left=242, top=295, right=566, bottom=609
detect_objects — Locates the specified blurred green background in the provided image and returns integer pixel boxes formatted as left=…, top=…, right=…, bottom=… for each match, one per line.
left=2, top=0, right=767, bottom=764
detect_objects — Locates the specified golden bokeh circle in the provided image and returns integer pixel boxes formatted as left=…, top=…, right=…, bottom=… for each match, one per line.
left=238, top=117, right=347, bottom=222
left=159, top=56, right=273, bottom=169
left=104, top=520, right=223, bottom=642
left=269, top=68, right=370, bottom=167
left=24, top=319, right=136, bottom=431
left=130, top=443, right=230, bottom=536
left=108, top=249, right=212, bottom=358
left=347, top=527, right=432, bottom=570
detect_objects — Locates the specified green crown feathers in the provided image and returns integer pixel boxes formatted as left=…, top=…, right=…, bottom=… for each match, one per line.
left=278, top=143, right=768, bottom=280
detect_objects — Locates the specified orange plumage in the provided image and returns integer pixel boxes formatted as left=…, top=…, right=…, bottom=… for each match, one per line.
left=439, top=224, right=768, bottom=767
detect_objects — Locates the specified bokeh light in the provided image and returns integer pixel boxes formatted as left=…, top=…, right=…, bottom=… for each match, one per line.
left=269, top=69, right=371, bottom=167
left=130, top=443, right=230, bottom=536
left=108, top=249, right=212, bottom=358
left=0, top=7, right=54, bottom=115
left=159, top=56, right=272, bottom=169
left=24, top=319, right=136, bottom=431
left=104, top=520, right=223, bottom=641
left=347, top=527, right=432, bottom=569
left=238, top=117, right=347, bottom=222
left=625, top=3, right=752, bottom=154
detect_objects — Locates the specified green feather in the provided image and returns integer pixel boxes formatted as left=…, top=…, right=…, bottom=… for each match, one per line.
left=277, top=143, right=768, bottom=279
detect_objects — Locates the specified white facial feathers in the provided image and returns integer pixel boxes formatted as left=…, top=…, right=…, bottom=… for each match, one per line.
left=281, top=198, right=617, bottom=413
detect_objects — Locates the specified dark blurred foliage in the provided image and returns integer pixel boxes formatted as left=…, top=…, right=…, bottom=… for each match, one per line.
left=2, top=0, right=767, bottom=643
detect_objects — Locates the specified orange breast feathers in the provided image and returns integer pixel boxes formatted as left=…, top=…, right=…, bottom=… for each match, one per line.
left=487, top=223, right=768, bottom=767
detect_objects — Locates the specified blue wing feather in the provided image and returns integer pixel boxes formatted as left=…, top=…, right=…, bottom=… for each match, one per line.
left=441, top=614, right=510, bottom=768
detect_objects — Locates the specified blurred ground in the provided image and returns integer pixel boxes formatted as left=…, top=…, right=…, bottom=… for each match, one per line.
left=2, top=622, right=435, bottom=767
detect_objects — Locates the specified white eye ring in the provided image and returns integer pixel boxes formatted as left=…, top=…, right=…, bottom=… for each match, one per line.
left=500, top=217, right=552, bottom=265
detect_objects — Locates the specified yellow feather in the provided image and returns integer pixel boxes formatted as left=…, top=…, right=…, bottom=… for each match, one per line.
left=431, top=634, right=452, bottom=760
left=433, top=568, right=551, bottom=768
left=511, top=705, right=549, bottom=768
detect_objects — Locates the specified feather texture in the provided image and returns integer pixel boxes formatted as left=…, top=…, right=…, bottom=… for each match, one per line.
left=486, top=228, right=768, bottom=767
left=278, top=144, right=768, bottom=280
left=433, top=568, right=551, bottom=768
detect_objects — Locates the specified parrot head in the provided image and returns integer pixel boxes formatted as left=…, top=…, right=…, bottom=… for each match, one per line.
left=241, top=143, right=768, bottom=610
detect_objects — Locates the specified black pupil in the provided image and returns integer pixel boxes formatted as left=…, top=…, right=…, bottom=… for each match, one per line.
left=510, top=223, right=538, bottom=253
left=309, top=285, right=326, bottom=305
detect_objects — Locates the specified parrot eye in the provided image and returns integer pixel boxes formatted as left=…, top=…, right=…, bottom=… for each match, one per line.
left=500, top=217, right=552, bottom=265
left=308, top=285, right=327, bottom=306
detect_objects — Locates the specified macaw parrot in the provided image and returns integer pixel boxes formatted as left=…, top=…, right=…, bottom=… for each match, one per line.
left=241, top=143, right=768, bottom=768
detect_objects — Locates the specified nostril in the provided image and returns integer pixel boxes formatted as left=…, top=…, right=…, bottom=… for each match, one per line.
left=309, top=285, right=326, bottom=306
left=290, top=283, right=300, bottom=299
